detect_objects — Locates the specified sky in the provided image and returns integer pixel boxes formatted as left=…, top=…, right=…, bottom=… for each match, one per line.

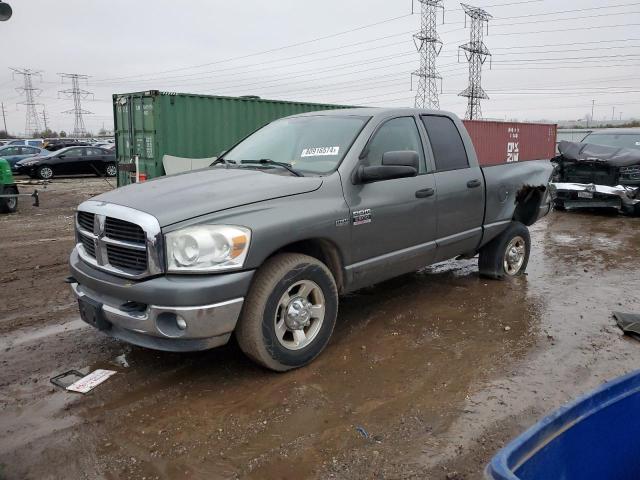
left=1, top=0, right=639, bottom=135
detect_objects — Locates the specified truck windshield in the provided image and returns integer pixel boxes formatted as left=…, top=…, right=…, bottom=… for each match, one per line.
left=582, top=133, right=640, bottom=150
left=224, top=115, right=368, bottom=175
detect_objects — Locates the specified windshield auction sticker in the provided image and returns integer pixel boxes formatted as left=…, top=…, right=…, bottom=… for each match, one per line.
left=301, top=146, right=340, bottom=157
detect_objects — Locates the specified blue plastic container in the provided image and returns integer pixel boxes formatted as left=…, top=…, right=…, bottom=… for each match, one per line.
left=487, top=370, right=640, bottom=480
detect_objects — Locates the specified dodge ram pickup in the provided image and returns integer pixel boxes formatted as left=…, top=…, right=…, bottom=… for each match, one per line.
left=69, top=108, right=553, bottom=371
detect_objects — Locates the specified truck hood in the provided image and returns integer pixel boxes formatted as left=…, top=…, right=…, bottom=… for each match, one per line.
left=93, top=167, right=323, bottom=226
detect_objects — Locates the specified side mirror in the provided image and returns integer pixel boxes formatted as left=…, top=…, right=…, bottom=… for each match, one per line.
left=58, top=154, right=66, bottom=159
left=354, top=150, right=419, bottom=184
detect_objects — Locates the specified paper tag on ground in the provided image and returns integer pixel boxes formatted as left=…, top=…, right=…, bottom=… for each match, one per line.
left=301, top=146, right=339, bottom=157
left=66, top=369, right=116, bottom=393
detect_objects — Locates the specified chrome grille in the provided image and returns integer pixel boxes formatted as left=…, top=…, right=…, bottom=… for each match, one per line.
left=105, top=217, right=146, bottom=244
left=106, top=244, right=147, bottom=273
left=79, top=233, right=96, bottom=258
left=77, top=211, right=95, bottom=232
left=75, top=201, right=163, bottom=279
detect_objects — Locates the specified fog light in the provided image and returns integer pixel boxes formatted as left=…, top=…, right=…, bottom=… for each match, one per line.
left=156, top=312, right=188, bottom=337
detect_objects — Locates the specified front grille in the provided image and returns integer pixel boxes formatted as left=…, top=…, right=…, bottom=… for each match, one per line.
left=75, top=205, right=158, bottom=278
left=77, top=211, right=94, bottom=232
left=106, top=244, right=147, bottom=273
left=105, top=217, right=146, bottom=244
left=79, top=233, right=96, bottom=258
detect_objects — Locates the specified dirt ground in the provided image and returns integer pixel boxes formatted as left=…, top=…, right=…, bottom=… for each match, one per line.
left=1, top=177, right=639, bottom=480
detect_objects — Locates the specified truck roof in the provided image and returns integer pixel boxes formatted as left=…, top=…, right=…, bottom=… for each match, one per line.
left=290, top=107, right=458, bottom=119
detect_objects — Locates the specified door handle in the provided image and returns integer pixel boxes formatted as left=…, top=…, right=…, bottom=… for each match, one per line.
left=467, top=179, right=482, bottom=188
left=415, top=188, right=435, bottom=198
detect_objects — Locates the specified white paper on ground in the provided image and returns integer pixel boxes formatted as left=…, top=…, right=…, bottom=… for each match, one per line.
left=66, top=369, right=117, bottom=393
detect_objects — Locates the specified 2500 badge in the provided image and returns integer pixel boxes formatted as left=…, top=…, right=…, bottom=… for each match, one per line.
left=352, top=208, right=372, bottom=226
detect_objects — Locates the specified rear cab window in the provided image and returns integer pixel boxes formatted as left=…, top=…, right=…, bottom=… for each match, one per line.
left=421, top=115, right=470, bottom=171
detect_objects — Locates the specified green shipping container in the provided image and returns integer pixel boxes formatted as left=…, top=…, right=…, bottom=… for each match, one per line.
left=113, top=91, right=353, bottom=186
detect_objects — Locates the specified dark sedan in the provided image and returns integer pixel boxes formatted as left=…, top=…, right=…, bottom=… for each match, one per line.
left=14, top=146, right=116, bottom=180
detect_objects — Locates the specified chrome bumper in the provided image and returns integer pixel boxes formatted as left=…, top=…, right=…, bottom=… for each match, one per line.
left=71, top=282, right=244, bottom=352
left=550, top=182, right=640, bottom=207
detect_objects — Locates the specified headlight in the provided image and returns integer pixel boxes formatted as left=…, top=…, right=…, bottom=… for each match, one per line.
left=166, top=225, right=251, bottom=273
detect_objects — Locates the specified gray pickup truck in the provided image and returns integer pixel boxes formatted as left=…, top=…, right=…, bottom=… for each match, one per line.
left=69, top=108, right=553, bottom=371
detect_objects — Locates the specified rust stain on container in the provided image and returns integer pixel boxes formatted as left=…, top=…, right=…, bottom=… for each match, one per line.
left=463, top=120, right=557, bottom=166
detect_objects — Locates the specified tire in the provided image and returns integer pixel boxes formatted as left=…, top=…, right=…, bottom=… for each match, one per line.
left=479, top=222, right=531, bottom=280
left=105, top=163, right=117, bottom=177
left=553, top=199, right=566, bottom=211
left=236, top=253, right=338, bottom=371
left=36, top=165, right=54, bottom=180
left=0, top=186, right=18, bottom=213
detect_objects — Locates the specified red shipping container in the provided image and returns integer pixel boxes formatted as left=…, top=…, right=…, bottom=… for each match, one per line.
left=462, top=120, right=557, bottom=167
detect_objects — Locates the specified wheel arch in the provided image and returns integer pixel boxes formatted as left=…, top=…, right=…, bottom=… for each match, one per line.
left=513, top=185, right=547, bottom=226
left=265, top=238, right=346, bottom=294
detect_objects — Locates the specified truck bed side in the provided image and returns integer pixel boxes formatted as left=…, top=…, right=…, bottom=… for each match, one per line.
left=479, top=159, right=554, bottom=248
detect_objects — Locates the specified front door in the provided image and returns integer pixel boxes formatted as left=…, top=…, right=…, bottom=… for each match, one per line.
left=420, top=115, right=484, bottom=262
left=343, top=116, right=438, bottom=290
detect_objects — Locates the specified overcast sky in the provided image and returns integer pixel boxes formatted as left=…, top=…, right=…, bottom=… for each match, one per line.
left=1, top=0, right=639, bottom=135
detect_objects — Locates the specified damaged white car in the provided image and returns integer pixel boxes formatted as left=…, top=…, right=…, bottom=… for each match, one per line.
left=551, top=131, right=640, bottom=216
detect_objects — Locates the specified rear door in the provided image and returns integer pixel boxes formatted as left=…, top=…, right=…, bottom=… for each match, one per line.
left=344, top=116, right=438, bottom=289
left=420, top=115, right=484, bottom=262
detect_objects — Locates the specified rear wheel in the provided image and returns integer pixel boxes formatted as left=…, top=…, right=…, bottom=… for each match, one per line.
left=236, top=253, right=338, bottom=371
left=36, top=165, right=53, bottom=180
left=0, top=186, right=18, bottom=213
left=479, top=222, right=531, bottom=280
left=105, top=163, right=117, bottom=177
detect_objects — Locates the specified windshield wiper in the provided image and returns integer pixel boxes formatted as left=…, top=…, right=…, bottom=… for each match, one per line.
left=240, top=159, right=304, bottom=177
left=210, top=157, right=236, bottom=166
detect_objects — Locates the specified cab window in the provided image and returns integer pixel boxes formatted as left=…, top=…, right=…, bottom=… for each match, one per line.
left=421, top=115, right=470, bottom=171
left=365, top=117, right=426, bottom=173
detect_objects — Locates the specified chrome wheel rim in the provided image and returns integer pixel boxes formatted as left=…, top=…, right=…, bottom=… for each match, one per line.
left=6, top=197, right=16, bottom=210
left=274, top=280, right=325, bottom=350
left=504, top=236, right=526, bottom=275
left=106, top=164, right=117, bottom=176
left=39, top=167, right=53, bottom=179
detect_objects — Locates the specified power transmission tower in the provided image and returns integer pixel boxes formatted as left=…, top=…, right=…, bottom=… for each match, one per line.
left=58, top=73, right=93, bottom=137
left=10, top=67, right=43, bottom=136
left=1, top=102, right=7, bottom=133
left=458, top=3, right=492, bottom=120
left=412, top=0, right=445, bottom=109
left=41, top=106, right=49, bottom=132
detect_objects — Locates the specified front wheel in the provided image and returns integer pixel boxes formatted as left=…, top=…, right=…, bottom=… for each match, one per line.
left=479, top=222, right=531, bottom=280
left=36, top=165, right=54, bottom=180
left=236, top=253, right=338, bottom=371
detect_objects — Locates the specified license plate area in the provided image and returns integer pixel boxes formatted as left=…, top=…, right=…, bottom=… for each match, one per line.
left=78, top=296, right=111, bottom=331
left=577, top=191, right=594, bottom=199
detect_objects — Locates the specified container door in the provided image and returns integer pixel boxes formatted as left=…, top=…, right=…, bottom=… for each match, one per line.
left=114, top=94, right=157, bottom=186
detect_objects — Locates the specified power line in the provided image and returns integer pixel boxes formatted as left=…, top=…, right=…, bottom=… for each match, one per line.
left=10, top=67, right=42, bottom=136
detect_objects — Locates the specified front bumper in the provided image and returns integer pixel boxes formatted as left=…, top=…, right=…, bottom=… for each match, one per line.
left=550, top=182, right=640, bottom=210
left=69, top=247, right=254, bottom=352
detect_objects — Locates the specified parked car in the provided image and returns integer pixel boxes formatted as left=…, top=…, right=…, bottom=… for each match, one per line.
left=68, top=108, right=554, bottom=371
left=550, top=133, right=640, bottom=215
left=7, top=139, right=44, bottom=148
left=43, top=138, right=89, bottom=151
left=0, top=145, right=48, bottom=171
left=14, top=146, right=116, bottom=179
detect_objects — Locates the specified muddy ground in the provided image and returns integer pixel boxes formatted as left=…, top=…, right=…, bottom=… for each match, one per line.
left=1, top=177, right=639, bottom=480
